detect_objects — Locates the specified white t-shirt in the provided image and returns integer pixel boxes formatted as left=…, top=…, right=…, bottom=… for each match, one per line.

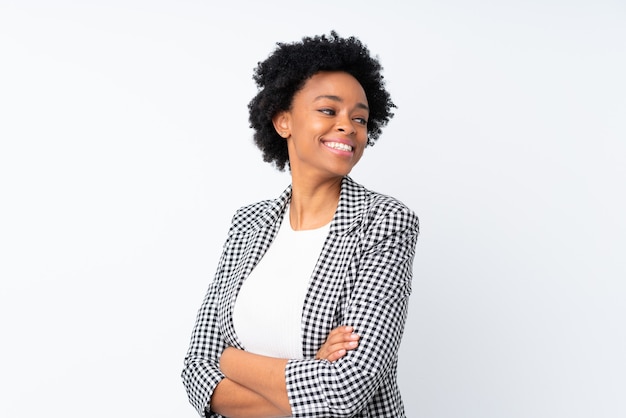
left=233, top=204, right=330, bottom=359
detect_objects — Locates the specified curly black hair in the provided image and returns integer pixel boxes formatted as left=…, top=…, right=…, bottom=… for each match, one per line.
left=248, top=31, right=396, bottom=171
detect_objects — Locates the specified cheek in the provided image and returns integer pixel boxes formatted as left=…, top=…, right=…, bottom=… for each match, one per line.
left=309, top=118, right=331, bottom=134
left=353, top=141, right=366, bottom=162
left=355, top=132, right=368, bottom=154
left=292, top=116, right=326, bottom=139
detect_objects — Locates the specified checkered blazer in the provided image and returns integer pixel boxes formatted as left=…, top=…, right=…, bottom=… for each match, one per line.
left=182, top=176, right=419, bottom=417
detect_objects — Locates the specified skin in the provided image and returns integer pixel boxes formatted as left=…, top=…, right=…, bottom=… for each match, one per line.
left=274, top=71, right=370, bottom=230
left=210, top=71, right=369, bottom=417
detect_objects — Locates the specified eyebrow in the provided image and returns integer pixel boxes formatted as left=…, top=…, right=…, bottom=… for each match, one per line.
left=314, top=95, right=369, bottom=111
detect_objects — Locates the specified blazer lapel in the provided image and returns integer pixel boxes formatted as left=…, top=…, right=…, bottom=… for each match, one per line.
left=301, top=176, right=366, bottom=358
left=218, top=185, right=292, bottom=348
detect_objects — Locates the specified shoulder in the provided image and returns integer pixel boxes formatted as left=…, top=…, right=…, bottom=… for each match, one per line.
left=226, top=200, right=276, bottom=235
left=343, top=177, right=419, bottom=234
left=227, top=184, right=291, bottom=235
left=232, top=199, right=273, bottom=222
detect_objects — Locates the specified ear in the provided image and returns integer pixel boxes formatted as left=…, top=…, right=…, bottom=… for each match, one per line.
left=272, top=111, right=291, bottom=139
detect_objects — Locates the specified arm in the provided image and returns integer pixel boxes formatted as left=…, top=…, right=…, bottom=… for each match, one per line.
left=219, top=349, right=291, bottom=415
left=286, top=207, right=419, bottom=417
left=182, top=275, right=295, bottom=418
left=181, top=277, right=227, bottom=417
left=217, top=326, right=360, bottom=416
left=182, top=230, right=243, bottom=417
left=210, top=377, right=288, bottom=418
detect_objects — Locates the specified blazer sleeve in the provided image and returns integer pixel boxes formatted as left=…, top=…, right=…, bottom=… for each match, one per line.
left=181, top=239, right=230, bottom=418
left=285, top=204, right=419, bottom=417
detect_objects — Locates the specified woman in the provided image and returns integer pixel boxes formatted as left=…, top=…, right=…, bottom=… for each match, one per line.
left=182, top=31, right=419, bottom=417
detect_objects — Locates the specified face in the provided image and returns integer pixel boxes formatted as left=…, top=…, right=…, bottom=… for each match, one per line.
left=273, top=71, right=369, bottom=182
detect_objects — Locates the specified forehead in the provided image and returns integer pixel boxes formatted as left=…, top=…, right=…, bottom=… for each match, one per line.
left=296, top=71, right=368, bottom=104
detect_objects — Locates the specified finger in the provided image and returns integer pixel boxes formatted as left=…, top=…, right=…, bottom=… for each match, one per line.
left=324, top=334, right=349, bottom=347
left=315, top=327, right=360, bottom=360
left=337, top=339, right=359, bottom=352
left=326, top=326, right=353, bottom=339
left=326, top=349, right=346, bottom=362
left=330, top=335, right=359, bottom=350
left=326, top=338, right=360, bottom=362
left=323, top=339, right=360, bottom=359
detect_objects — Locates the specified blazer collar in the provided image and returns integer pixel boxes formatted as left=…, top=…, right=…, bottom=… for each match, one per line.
left=255, top=176, right=365, bottom=237
left=330, top=176, right=366, bottom=236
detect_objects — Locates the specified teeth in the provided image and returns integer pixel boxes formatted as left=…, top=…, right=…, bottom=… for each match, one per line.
left=326, top=142, right=353, bottom=152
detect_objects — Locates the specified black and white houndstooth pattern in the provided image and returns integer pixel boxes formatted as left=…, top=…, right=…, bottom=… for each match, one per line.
left=182, top=176, right=419, bottom=417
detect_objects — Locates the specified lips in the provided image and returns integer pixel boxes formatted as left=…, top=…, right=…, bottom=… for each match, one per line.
left=324, top=141, right=354, bottom=152
left=321, top=136, right=356, bottom=153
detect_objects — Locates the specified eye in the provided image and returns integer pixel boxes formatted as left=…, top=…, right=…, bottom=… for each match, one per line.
left=353, top=117, right=368, bottom=125
left=318, top=108, right=336, bottom=116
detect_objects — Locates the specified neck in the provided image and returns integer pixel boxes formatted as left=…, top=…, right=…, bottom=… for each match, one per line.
left=289, top=175, right=343, bottom=231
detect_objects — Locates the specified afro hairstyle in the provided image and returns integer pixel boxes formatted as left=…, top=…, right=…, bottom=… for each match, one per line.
left=247, top=31, right=396, bottom=171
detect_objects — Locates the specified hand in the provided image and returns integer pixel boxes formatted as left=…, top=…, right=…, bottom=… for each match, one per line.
left=315, top=325, right=360, bottom=362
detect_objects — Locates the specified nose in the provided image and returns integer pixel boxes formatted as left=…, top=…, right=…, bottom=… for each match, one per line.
left=336, top=114, right=356, bottom=135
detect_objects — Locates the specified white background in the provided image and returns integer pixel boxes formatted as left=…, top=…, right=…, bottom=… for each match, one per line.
left=1, top=1, right=625, bottom=417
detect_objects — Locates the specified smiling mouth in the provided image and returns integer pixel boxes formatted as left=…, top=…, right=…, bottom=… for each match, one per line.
left=324, top=141, right=353, bottom=152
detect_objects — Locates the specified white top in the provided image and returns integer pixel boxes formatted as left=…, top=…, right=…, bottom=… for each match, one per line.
left=233, top=204, right=330, bottom=359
